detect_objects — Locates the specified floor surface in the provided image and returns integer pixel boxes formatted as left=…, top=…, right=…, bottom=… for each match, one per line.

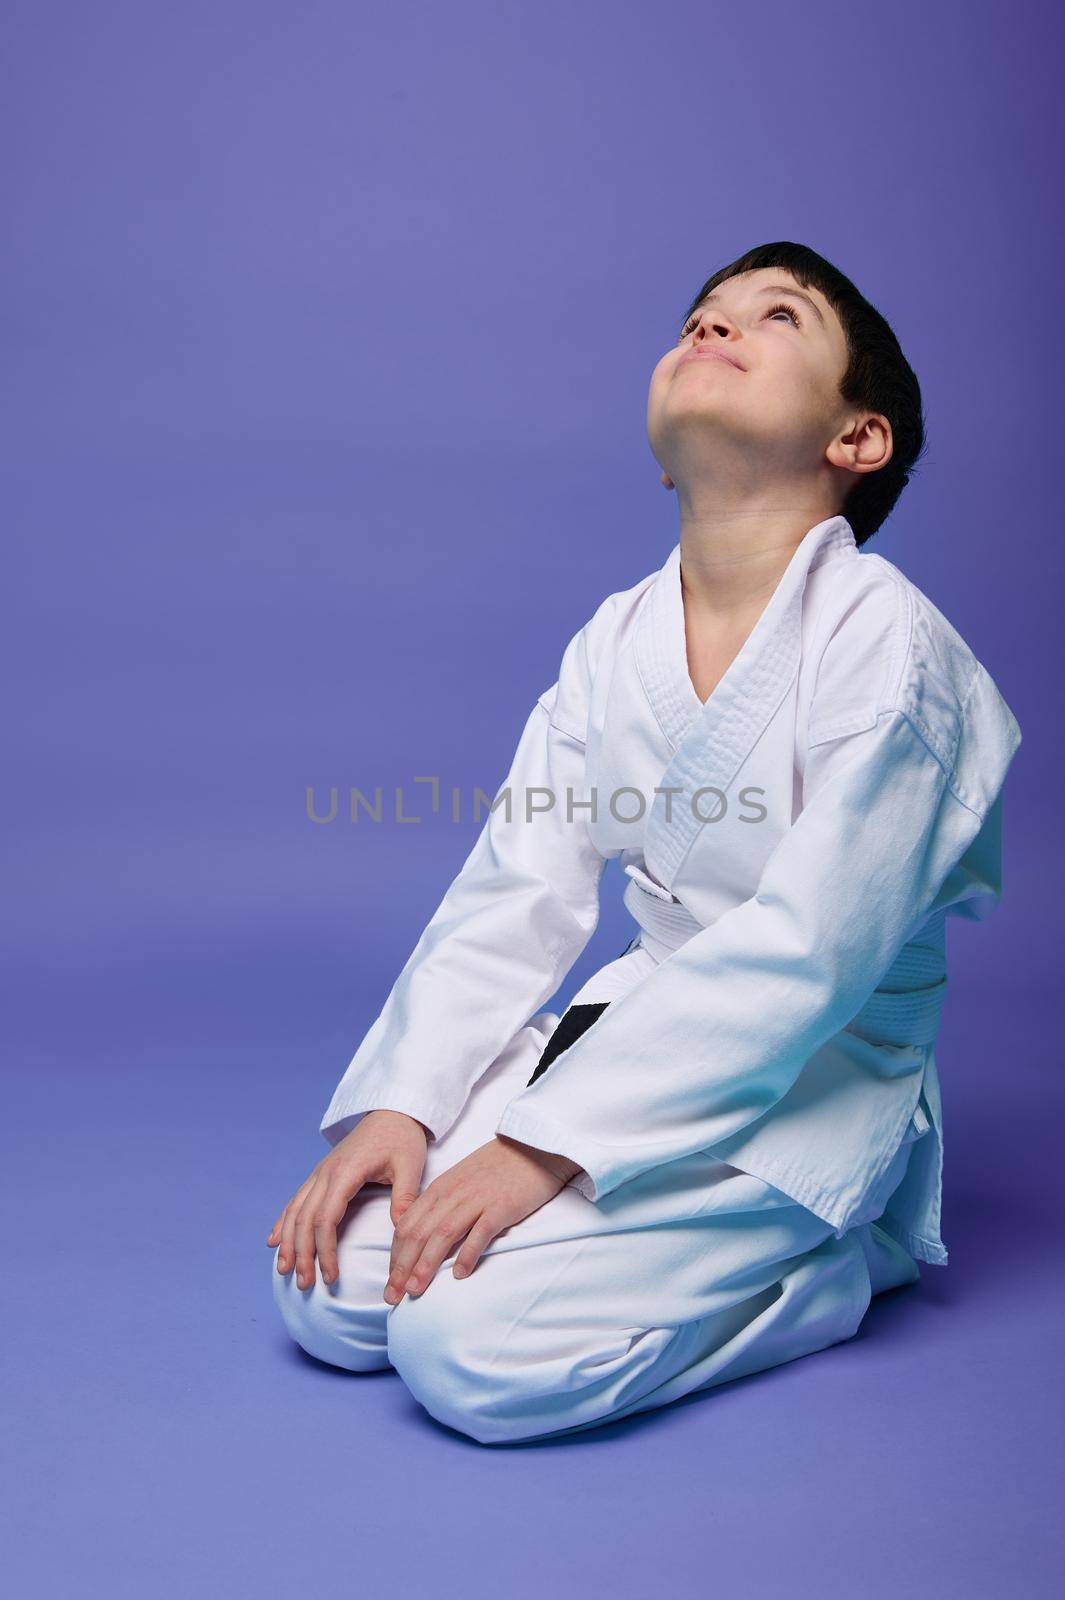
left=4, top=983, right=1061, bottom=1598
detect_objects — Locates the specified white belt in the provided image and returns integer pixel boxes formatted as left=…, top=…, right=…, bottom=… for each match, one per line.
left=622, top=863, right=948, bottom=1049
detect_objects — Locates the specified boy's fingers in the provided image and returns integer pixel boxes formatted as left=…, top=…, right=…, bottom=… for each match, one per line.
left=388, top=1150, right=425, bottom=1224
left=392, top=1207, right=467, bottom=1301
left=294, top=1188, right=324, bottom=1288
left=385, top=1214, right=425, bottom=1301
left=315, top=1187, right=349, bottom=1284
left=389, top=1187, right=420, bottom=1228
left=404, top=1227, right=457, bottom=1298
left=453, top=1215, right=495, bottom=1278
left=278, top=1197, right=307, bottom=1272
left=277, top=1207, right=299, bottom=1273
left=276, top=1173, right=319, bottom=1271
left=312, top=1165, right=371, bottom=1284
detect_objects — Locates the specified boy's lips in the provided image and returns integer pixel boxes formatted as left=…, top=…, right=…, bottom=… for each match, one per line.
left=677, top=347, right=745, bottom=372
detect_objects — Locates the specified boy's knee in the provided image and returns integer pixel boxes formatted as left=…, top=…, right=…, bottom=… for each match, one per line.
left=386, top=1278, right=553, bottom=1444
left=387, top=1266, right=671, bottom=1445
left=271, top=1248, right=389, bottom=1373
left=387, top=1290, right=497, bottom=1441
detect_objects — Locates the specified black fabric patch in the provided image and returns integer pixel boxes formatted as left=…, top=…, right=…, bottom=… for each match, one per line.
left=526, top=1001, right=611, bottom=1087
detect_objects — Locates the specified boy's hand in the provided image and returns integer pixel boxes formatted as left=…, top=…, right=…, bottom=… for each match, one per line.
left=383, top=1135, right=582, bottom=1304
left=268, top=1110, right=429, bottom=1289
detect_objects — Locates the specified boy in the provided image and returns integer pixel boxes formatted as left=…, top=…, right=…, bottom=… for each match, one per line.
left=269, top=242, right=1021, bottom=1444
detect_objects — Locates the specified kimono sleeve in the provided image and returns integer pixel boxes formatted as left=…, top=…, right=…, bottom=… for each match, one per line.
left=318, top=623, right=608, bottom=1148
left=493, top=689, right=1021, bottom=1203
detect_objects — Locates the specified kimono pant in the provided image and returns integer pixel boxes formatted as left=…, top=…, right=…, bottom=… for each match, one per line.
left=273, top=1008, right=921, bottom=1446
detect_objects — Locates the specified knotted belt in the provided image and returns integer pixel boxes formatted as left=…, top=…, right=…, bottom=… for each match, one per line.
left=526, top=864, right=948, bottom=1088
left=620, top=863, right=948, bottom=1049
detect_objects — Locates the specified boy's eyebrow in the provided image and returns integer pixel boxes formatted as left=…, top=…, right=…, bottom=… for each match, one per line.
left=686, top=284, right=826, bottom=329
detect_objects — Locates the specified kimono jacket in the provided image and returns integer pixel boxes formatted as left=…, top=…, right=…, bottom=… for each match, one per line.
left=320, top=515, right=1022, bottom=1267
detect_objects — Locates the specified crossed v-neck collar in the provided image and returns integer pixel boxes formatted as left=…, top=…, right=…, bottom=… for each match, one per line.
left=633, top=515, right=859, bottom=888
left=635, top=515, right=858, bottom=755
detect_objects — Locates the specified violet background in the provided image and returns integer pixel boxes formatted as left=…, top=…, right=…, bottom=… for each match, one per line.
left=5, top=2, right=1061, bottom=1595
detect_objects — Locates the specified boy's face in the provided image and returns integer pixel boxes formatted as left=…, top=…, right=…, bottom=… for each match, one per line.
left=646, top=268, right=856, bottom=493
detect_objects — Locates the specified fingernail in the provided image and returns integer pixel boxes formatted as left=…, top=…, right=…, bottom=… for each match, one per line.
left=454, top=1264, right=467, bottom=1278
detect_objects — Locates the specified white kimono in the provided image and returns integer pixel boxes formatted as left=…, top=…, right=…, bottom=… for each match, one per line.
left=320, top=514, right=1021, bottom=1270
left=283, top=515, right=1021, bottom=1442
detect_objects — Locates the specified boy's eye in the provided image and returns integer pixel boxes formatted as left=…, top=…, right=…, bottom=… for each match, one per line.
left=764, top=301, right=802, bottom=327
left=678, top=299, right=803, bottom=342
